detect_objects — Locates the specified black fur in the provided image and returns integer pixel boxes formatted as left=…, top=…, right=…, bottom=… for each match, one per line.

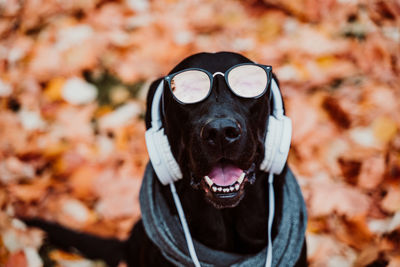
left=24, top=52, right=307, bottom=266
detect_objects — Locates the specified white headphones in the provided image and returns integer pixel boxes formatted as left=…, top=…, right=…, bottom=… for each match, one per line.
left=259, top=78, right=292, bottom=175
left=145, top=78, right=292, bottom=185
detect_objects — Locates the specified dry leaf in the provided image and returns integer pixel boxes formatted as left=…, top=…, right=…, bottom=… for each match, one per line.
left=62, top=77, right=98, bottom=105
left=5, top=251, right=27, bottom=267
left=373, top=116, right=398, bottom=144
left=307, top=180, right=371, bottom=217
left=68, top=165, right=102, bottom=199
left=44, top=77, right=65, bottom=101
left=54, top=197, right=97, bottom=228
left=93, top=168, right=141, bottom=220
left=8, top=177, right=50, bottom=202
left=307, top=233, right=357, bottom=267
left=98, top=102, right=142, bottom=131
left=357, top=155, right=386, bottom=189
left=381, top=185, right=400, bottom=213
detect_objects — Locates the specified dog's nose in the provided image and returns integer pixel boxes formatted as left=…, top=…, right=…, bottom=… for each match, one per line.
left=200, top=118, right=242, bottom=147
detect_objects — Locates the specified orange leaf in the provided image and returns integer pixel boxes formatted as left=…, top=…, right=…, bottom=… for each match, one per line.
left=373, top=116, right=398, bottom=144
left=381, top=185, right=400, bottom=213
left=8, top=178, right=50, bottom=203
left=44, top=77, right=65, bottom=101
left=357, top=155, right=385, bottom=190
left=5, top=251, right=27, bottom=267
left=308, top=180, right=371, bottom=217
left=69, top=165, right=101, bottom=198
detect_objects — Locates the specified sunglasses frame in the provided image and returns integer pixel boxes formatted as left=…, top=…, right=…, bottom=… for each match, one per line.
left=164, top=63, right=273, bottom=105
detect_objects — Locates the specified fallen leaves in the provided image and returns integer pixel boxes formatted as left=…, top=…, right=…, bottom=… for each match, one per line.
left=61, top=77, right=98, bottom=105
left=93, top=167, right=142, bottom=221
left=0, top=214, right=44, bottom=267
left=307, top=180, right=371, bottom=218
left=373, top=116, right=398, bottom=144
left=381, top=185, right=400, bottom=213
left=0, top=0, right=399, bottom=266
left=357, top=155, right=386, bottom=190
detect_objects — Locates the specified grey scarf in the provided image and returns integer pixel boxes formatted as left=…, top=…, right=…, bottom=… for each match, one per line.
left=139, top=164, right=307, bottom=267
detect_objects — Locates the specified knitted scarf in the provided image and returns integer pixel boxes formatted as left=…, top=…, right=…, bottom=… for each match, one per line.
left=139, top=164, right=307, bottom=267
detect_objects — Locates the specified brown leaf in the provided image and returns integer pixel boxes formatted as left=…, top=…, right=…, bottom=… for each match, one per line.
left=308, top=180, right=371, bottom=217
left=68, top=165, right=101, bottom=199
left=357, top=155, right=386, bottom=190
left=338, top=158, right=362, bottom=185
left=388, top=256, right=400, bottom=267
left=381, top=185, right=400, bottom=213
left=307, top=233, right=357, bottom=267
left=329, top=215, right=374, bottom=250
left=8, top=177, right=50, bottom=203
left=322, top=96, right=351, bottom=129
left=93, top=167, right=141, bottom=220
left=354, top=245, right=381, bottom=267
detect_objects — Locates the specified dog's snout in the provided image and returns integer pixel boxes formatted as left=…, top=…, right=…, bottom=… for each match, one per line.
left=200, top=118, right=242, bottom=147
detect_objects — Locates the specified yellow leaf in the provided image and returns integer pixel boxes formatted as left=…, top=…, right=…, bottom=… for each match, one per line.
left=9, top=178, right=50, bottom=202
left=116, top=127, right=129, bottom=150
left=44, top=78, right=65, bottom=101
left=257, top=14, right=282, bottom=42
left=372, top=116, right=398, bottom=143
left=95, top=106, right=113, bottom=118
left=316, top=56, right=336, bottom=68
left=110, top=86, right=130, bottom=105
left=49, top=250, right=83, bottom=261
left=294, top=62, right=310, bottom=80
left=42, top=142, right=69, bottom=158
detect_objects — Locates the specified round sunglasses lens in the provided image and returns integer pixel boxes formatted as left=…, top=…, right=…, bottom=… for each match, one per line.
left=170, top=70, right=210, bottom=104
left=227, top=65, right=268, bottom=98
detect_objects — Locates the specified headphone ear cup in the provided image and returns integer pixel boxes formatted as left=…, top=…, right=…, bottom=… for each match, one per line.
left=145, top=127, right=183, bottom=185
left=260, top=115, right=292, bottom=174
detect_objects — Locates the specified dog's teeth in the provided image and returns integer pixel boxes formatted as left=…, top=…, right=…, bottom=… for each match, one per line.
left=223, top=188, right=229, bottom=193
left=212, top=185, right=218, bottom=192
left=230, top=186, right=234, bottom=192
left=235, top=184, right=240, bottom=191
left=218, top=187, right=222, bottom=192
left=204, top=176, right=213, bottom=187
left=237, top=173, right=245, bottom=184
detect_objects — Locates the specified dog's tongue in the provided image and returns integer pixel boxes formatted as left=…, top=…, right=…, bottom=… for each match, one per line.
left=208, top=163, right=243, bottom=186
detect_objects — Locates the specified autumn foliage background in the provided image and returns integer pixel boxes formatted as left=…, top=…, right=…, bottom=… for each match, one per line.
left=0, top=0, right=399, bottom=266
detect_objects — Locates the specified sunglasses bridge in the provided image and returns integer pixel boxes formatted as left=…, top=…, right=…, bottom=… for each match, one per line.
left=212, top=72, right=225, bottom=77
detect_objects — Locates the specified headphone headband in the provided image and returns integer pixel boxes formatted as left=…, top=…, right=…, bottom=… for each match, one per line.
left=270, top=79, right=284, bottom=118
left=151, top=81, right=164, bottom=130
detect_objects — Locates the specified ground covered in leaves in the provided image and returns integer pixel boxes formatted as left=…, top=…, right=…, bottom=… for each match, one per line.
left=0, top=0, right=399, bottom=266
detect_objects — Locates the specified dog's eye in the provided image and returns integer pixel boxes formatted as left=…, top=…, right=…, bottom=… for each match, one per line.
left=227, top=65, right=268, bottom=98
left=171, top=70, right=211, bottom=104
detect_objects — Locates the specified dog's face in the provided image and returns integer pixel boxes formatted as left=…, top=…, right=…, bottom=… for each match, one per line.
left=162, top=52, right=270, bottom=209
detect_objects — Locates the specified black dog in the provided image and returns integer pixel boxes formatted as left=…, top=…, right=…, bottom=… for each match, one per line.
left=25, top=52, right=307, bottom=267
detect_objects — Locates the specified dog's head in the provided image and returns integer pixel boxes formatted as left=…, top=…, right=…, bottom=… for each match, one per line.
left=151, top=52, right=272, bottom=209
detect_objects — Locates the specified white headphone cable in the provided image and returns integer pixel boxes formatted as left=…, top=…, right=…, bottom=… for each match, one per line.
left=265, top=172, right=275, bottom=267
left=170, top=183, right=201, bottom=267
left=170, top=172, right=275, bottom=267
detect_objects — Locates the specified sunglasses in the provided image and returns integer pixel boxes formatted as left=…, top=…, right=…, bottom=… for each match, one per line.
left=164, top=63, right=272, bottom=104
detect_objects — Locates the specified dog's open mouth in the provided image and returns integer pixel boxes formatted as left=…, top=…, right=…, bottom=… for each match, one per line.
left=204, top=163, right=245, bottom=194
left=200, top=160, right=255, bottom=208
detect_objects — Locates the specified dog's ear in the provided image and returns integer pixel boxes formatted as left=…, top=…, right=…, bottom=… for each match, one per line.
left=145, top=78, right=163, bottom=130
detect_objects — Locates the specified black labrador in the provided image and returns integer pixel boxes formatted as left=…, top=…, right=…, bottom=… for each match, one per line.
left=25, top=52, right=307, bottom=267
